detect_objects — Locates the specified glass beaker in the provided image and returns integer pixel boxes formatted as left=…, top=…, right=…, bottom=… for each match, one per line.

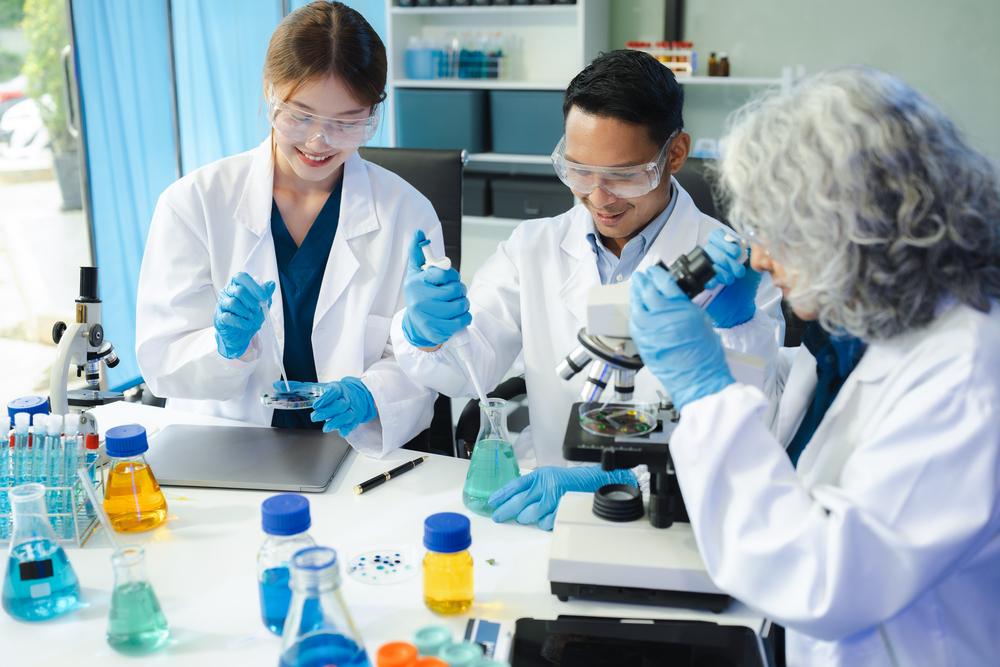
left=106, top=546, right=169, bottom=654
left=461, top=398, right=519, bottom=516
left=2, top=483, right=80, bottom=621
left=279, top=546, right=371, bottom=667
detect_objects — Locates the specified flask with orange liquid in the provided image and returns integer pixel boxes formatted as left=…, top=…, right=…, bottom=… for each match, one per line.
left=103, top=425, right=167, bottom=532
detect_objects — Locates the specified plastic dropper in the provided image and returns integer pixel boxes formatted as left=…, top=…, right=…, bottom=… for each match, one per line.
left=419, top=246, right=502, bottom=434
left=260, top=297, right=291, bottom=393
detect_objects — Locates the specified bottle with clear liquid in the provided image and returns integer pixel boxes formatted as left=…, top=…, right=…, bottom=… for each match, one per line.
left=462, top=398, right=519, bottom=516
left=2, top=483, right=80, bottom=621
left=103, top=425, right=168, bottom=532
left=258, top=494, right=316, bottom=635
left=106, top=545, right=169, bottom=653
left=279, top=546, right=371, bottom=667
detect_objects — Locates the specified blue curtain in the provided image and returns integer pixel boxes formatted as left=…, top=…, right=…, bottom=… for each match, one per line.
left=71, top=0, right=178, bottom=391
left=172, top=0, right=284, bottom=173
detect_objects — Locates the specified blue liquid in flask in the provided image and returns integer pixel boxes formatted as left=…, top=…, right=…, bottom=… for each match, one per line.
left=3, top=538, right=80, bottom=621
left=279, top=631, right=371, bottom=667
left=260, top=566, right=292, bottom=634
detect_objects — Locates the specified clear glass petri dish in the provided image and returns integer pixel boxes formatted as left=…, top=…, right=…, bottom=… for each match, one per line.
left=260, top=385, right=326, bottom=410
left=578, top=402, right=658, bottom=437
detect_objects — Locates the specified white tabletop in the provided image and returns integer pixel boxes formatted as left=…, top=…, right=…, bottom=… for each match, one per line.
left=2, top=402, right=765, bottom=666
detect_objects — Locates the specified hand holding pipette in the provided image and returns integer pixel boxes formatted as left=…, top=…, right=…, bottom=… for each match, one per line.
left=213, top=272, right=275, bottom=360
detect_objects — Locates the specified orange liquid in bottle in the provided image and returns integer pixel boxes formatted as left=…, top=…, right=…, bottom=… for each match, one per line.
left=103, top=461, right=168, bottom=532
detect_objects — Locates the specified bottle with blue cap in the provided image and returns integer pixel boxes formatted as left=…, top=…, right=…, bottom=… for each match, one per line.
left=258, top=493, right=316, bottom=634
left=103, top=425, right=167, bottom=532
left=423, top=512, right=474, bottom=614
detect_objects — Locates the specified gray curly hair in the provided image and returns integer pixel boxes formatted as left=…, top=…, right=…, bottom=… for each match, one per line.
left=714, top=67, right=1000, bottom=340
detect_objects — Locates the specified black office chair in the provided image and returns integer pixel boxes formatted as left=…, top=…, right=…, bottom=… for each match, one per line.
left=360, top=147, right=465, bottom=457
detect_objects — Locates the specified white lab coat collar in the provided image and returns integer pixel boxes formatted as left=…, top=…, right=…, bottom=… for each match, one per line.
left=231, top=139, right=381, bottom=336
left=557, top=177, right=699, bottom=326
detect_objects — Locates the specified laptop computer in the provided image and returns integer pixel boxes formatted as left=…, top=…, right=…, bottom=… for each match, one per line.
left=145, top=424, right=351, bottom=493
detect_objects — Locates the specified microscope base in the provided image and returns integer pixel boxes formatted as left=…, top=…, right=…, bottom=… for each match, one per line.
left=548, top=493, right=730, bottom=612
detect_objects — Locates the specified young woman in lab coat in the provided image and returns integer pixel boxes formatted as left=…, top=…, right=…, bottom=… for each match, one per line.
left=136, top=2, right=442, bottom=455
left=630, top=68, right=1000, bottom=666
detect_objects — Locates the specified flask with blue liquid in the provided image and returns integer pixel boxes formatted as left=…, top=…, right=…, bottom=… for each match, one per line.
left=2, top=482, right=80, bottom=621
left=258, top=494, right=315, bottom=634
left=279, top=546, right=370, bottom=667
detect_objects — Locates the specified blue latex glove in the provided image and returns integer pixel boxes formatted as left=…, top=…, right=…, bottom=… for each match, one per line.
left=488, top=465, right=637, bottom=531
left=401, top=230, right=472, bottom=348
left=275, top=378, right=377, bottom=436
left=630, top=265, right=735, bottom=411
left=214, top=273, right=276, bottom=359
left=702, top=229, right=761, bottom=329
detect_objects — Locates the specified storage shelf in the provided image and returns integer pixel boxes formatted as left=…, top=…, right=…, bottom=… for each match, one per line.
left=676, top=76, right=783, bottom=86
left=463, top=215, right=523, bottom=228
left=468, top=152, right=551, bottom=165
left=393, top=78, right=566, bottom=90
left=392, top=5, right=578, bottom=16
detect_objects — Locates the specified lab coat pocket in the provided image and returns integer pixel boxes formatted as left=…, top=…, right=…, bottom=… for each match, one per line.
left=363, top=314, right=393, bottom=368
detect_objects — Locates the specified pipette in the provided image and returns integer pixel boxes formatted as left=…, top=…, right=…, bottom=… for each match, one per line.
left=419, top=246, right=501, bottom=433
left=77, top=468, right=121, bottom=550
left=261, top=298, right=290, bottom=393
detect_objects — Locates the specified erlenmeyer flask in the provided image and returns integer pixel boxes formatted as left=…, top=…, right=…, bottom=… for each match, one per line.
left=2, top=483, right=80, bottom=621
left=279, top=546, right=370, bottom=667
left=462, top=398, right=520, bottom=516
left=106, top=546, right=169, bottom=654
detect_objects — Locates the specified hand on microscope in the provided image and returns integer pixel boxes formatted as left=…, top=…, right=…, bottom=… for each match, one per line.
left=401, top=230, right=472, bottom=350
left=630, top=265, right=735, bottom=412
left=274, top=377, right=377, bottom=436
left=702, top=228, right=761, bottom=329
left=214, top=272, right=276, bottom=359
left=489, top=466, right=638, bottom=531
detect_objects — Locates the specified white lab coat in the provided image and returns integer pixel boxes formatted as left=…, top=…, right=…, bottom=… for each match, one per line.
left=391, top=180, right=784, bottom=468
left=136, top=139, right=442, bottom=456
left=671, top=302, right=1000, bottom=666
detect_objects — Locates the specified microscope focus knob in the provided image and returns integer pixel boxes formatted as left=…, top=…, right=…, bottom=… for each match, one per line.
left=88, top=324, right=104, bottom=347
left=52, top=321, right=67, bottom=344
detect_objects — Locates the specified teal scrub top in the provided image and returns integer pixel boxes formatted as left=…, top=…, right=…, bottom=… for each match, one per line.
left=269, top=178, right=344, bottom=429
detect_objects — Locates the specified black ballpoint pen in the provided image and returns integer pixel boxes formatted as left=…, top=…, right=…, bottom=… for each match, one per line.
left=353, top=456, right=427, bottom=495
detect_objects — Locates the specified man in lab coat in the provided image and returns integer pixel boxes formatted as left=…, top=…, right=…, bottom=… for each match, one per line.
left=390, top=50, right=783, bottom=530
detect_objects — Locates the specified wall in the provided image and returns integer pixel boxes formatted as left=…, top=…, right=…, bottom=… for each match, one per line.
left=607, top=0, right=1000, bottom=160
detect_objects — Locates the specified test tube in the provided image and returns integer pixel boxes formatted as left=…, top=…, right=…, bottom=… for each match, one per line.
left=45, top=414, right=65, bottom=533
left=13, top=412, right=30, bottom=485
left=30, top=413, right=48, bottom=484
left=62, top=417, right=81, bottom=538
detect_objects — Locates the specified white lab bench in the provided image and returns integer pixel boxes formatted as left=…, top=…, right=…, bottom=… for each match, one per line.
left=2, top=402, right=768, bottom=666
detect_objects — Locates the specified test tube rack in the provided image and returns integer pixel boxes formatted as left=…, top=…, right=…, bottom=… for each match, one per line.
left=0, top=458, right=105, bottom=547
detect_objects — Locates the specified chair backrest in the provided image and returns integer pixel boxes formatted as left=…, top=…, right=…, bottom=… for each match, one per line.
left=359, top=147, right=464, bottom=271
left=359, top=147, right=464, bottom=456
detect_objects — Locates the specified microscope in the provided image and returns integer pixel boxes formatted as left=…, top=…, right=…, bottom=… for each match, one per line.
left=548, top=246, right=750, bottom=613
left=48, top=266, right=124, bottom=435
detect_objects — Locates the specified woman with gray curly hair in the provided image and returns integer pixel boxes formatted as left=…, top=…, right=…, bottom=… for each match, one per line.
left=629, top=67, right=1000, bottom=666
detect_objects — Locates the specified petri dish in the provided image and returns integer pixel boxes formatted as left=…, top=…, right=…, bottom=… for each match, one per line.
left=260, top=385, right=325, bottom=410
left=578, top=402, right=657, bottom=437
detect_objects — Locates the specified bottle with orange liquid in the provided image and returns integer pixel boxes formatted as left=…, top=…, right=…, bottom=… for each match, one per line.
left=103, top=425, right=167, bottom=532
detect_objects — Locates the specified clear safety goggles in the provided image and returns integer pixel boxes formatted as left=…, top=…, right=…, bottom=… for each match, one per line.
left=550, top=131, right=676, bottom=199
left=268, top=94, right=379, bottom=149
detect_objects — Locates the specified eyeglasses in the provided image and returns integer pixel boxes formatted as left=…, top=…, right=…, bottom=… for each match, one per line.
left=550, top=131, right=677, bottom=199
left=267, top=94, right=379, bottom=149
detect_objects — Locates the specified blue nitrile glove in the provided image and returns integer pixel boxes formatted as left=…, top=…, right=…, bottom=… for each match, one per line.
left=276, top=378, right=377, bottom=436
left=703, top=228, right=761, bottom=329
left=488, top=466, right=637, bottom=532
left=630, top=265, right=735, bottom=411
left=214, top=272, right=276, bottom=359
left=401, top=230, right=472, bottom=348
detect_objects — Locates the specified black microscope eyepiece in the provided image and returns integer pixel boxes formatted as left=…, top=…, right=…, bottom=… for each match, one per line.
left=657, top=246, right=716, bottom=299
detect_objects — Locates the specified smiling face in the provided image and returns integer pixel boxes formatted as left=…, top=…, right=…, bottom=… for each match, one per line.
left=270, top=75, right=373, bottom=190
left=563, top=106, right=690, bottom=253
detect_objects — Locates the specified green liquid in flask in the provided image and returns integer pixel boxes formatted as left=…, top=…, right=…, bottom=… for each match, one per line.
left=106, top=581, right=169, bottom=654
left=462, top=439, right=519, bottom=516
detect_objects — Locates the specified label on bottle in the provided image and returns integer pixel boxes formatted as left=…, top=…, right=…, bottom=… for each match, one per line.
left=30, top=582, right=52, bottom=599
left=19, top=558, right=54, bottom=581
